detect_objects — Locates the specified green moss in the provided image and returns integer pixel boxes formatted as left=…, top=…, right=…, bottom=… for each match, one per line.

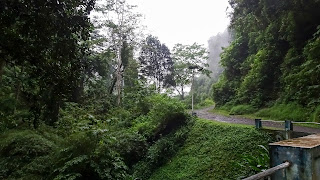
left=149, top=119, right=271, bottom=180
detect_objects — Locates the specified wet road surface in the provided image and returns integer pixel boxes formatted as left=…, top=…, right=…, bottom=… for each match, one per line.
left=194, top=106, right=320, bottom=134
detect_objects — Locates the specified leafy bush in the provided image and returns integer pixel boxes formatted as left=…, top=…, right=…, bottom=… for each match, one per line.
left=0, top=127, right=130, bottom=180
left=196, top=98, right=215, bottom=109
left=109, top=129, right=148, bottom=168
left=149, top=119, right=271, bottom=180
left=107, top=107, right=133, bottom=128
left=0, top=130, right=58, bottom=179
left=256, top=103, right=309, bottom=121
left=0, top=94, right=191, bottom=179
left=130, top=94, right=193, bottom=179
left=230, top=104, right=257, bottom=115
left=132, top=94, right=189, bottom=140
left=236, top=145, right=270, bottom=178
left=310, top=105, right=320, bottom=122
left=49, top=132, right=129, bottom=180
left=133, top=125, right=192, bottom=179
left=212, top=75, right=237, bottom=107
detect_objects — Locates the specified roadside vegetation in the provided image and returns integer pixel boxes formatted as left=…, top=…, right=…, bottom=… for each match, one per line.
left=211, top=103, right=320, bottom=123
left=210, top=0, right=320, bottom=124
left=1, top=0, right=320, bottom=179
left=0, top=94, right=193, bottom=179
left=150, top=119, right=272, bottom=180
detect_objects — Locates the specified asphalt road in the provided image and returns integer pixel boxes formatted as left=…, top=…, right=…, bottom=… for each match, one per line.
left=195, top=106, right=320, bottom=134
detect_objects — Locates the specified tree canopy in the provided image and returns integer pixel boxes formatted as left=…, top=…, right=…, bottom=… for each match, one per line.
left=212, top=0, right=320, bottom=108
left=0, top=0, right=95, bottom=126
left=172, top=43, right=209, bottom=99
left=139, top=35, right=175, bottom=92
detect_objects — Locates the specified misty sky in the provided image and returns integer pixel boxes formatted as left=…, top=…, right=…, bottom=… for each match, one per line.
left=127, top=0, right=230, bottom=48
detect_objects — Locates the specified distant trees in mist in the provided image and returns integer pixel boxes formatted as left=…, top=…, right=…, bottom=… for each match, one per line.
left=207, top=29, right=232, bottom=81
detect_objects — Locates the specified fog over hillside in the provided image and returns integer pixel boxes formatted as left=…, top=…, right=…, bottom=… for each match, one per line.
left=207, top=29, right=232, bottom=81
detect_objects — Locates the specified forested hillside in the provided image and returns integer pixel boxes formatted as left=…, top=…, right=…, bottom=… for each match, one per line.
left=190, top=30, right=231, bottom=105
left=212, top=0, right=320, bottom=121
left=0, top=0, right=197, bottom=179
left=1, top=0, right=319, bottom=179
left=208, top=29, right=231, bottom=81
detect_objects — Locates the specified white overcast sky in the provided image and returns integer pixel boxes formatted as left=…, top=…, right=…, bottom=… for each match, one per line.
left=127, top=0, right=230, bottom=49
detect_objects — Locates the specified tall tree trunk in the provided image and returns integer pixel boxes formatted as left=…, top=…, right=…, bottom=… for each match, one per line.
left=181, top=85, right=184, bottom=100
left=116, top=47, right=122, bottom=106
left=71, top=77, right=84, bottom=103
left=158, top=74, right=161, bottom=93
left=14, top=82, right=21, bottom=114
left=109, top=77, right=117, bottom=94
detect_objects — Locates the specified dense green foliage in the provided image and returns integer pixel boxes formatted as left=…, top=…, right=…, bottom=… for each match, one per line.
left=230, top=104, right=257, bottom=115
left=189, top=30, right=231, bottom=108
left=0, top=0, right=95, bottom=127
left=0, top=95, right=192, bottom=179
left=149, top=119, right=271, bottom=180
left=212, top=0, right=320, bottom=120
left=171, top=43, right=209, bottom=100
left=237, top=145, right=270, bottom=175
left=0, top=0, right=200, bottom=179
left=5, top=0, right=317, bottom=179
left=139, top=35, right=175, bottom=92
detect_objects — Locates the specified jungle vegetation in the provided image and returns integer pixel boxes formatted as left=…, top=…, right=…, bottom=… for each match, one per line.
left=0, top=0, right=319, bottom=179
left=212, top=0, right=320, bottom=122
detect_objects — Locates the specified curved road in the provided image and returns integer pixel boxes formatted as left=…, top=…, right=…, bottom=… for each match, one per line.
left=195, top=106, right=320, bottom=134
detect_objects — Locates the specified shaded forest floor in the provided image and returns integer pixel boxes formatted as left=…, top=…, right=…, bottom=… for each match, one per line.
left=195, top=106, right=320, bottom=134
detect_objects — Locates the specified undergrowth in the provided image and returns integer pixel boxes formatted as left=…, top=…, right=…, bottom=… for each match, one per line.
left=194, top=98, right=215, bottom=109
left=214, top=103, right=318, bottom=123
left=256, top=103, right=309, bottom=122
left=230, top=104, right=257, bottom=115
left=0, top=94, right=192, bottom=179
left=149, top=119, right=271, bottom=180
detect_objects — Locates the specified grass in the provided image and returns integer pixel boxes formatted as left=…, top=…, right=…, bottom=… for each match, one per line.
left=209, top=108, right=230, bottom=117
left=255, top=103, right=309, bottom=122
left=211, top=103, right=309, bottom=121
left=230, top=105, right=257, bottom=115
left=210, top=103, right=320, bottom=129
left=149, top=119, right=271, bottom=180
left=194, top=99, right=215, bottom=110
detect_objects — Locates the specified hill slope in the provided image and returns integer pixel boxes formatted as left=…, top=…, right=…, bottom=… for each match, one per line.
left=150, top=119, right=271, bottom=180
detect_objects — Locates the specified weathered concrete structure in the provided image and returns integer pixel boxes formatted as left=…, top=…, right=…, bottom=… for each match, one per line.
left=270, top=134, right=320, bottom=180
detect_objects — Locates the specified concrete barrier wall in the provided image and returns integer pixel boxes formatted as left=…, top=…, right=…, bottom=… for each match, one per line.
left=269, top=134, right=320, bottom=180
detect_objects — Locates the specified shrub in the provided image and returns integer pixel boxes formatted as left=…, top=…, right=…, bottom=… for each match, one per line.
left=256, top=103, right=309, bottom=121
left=110, top=129, right=148, bottom=168
left=236, top=145, right=270, bottom=177
left=230, top=104, right=257, bottom=115
left=310, top=105, right=320, bottom=122
left=0, top=130, right=57, bottom=179
left=133, top=126, right=191, bottom=179
left=196, top=98, right=215, bottom=108
left=0, top=94, right=191, bottom=180
left=132, top=94, right=189, bottom=140
left=149, top=119, right=272, bottom=180
left=107, top=108, right=133, bottom=128
left=131, top=94, right=193, bottom=179
left=49, top=132, right=129, bottom=180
